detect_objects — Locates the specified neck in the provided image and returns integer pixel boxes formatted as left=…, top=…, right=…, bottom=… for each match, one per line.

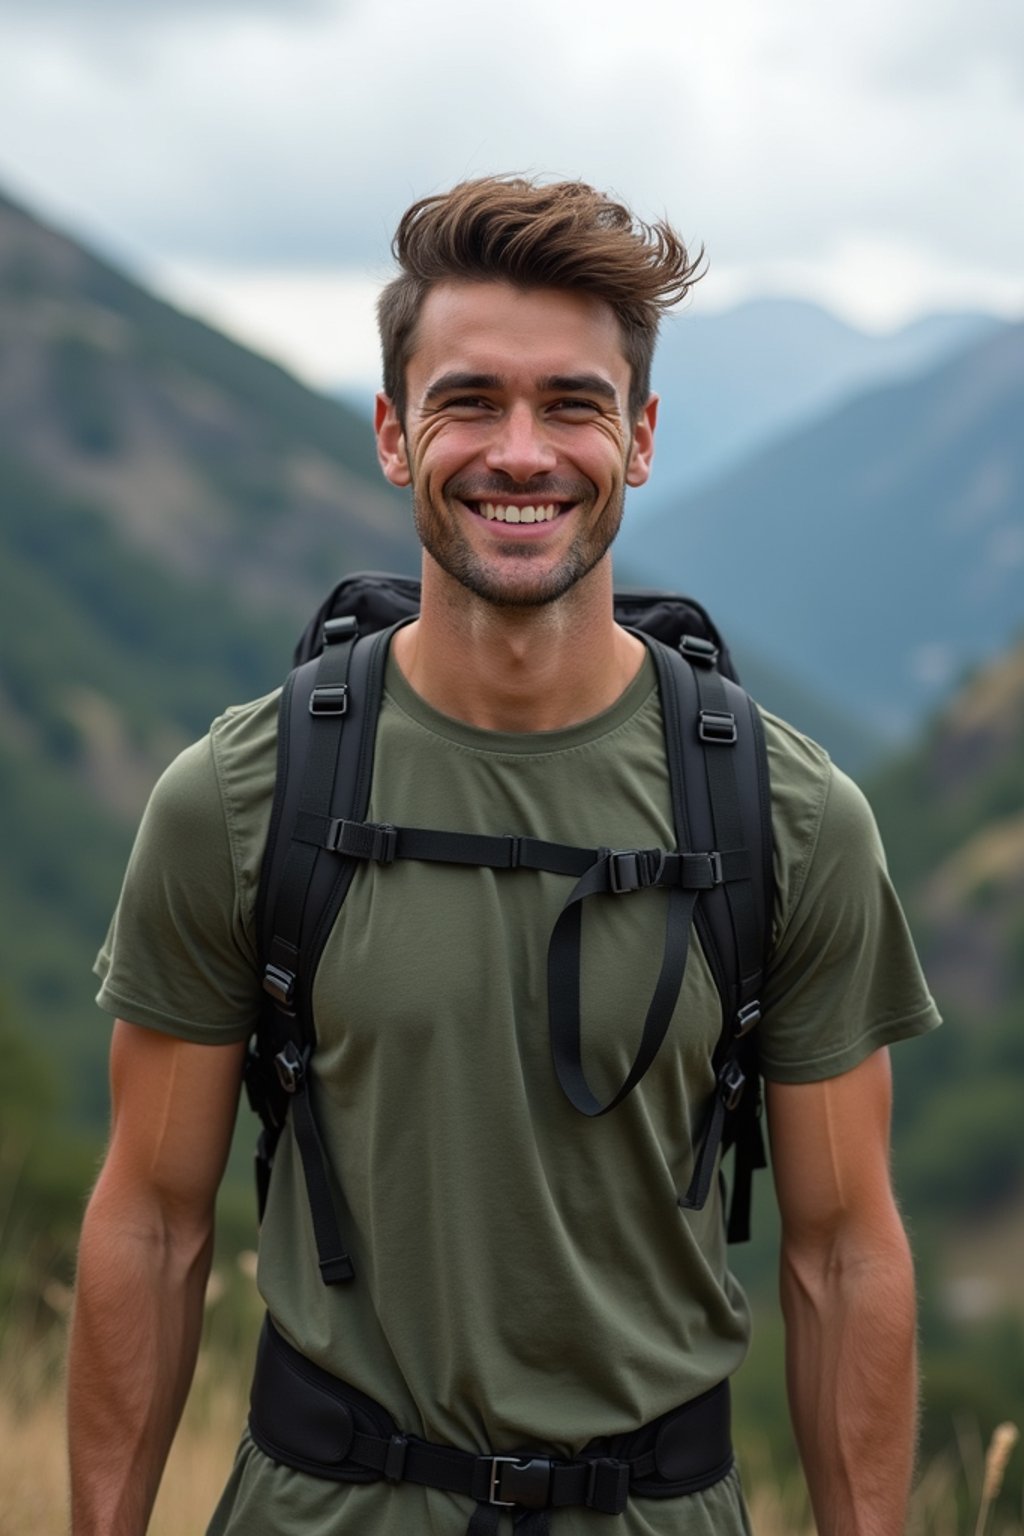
left=391, top=557, right=646, bottom=732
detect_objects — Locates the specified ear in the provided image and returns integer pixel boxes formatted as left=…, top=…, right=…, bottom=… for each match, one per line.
left=626, top=394, right=658, bottom=488
left=375, top=393, right=411, bottom=487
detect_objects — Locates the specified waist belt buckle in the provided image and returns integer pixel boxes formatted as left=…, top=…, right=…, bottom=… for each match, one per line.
left=489, top=1455, right=552, bottom=1509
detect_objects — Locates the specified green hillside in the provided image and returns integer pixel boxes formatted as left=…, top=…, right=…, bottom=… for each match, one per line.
left=0, top=186, right=421, bottom=1122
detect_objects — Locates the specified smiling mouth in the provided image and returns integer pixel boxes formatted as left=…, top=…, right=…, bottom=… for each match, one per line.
left=464, top=501, right=571, bottom=524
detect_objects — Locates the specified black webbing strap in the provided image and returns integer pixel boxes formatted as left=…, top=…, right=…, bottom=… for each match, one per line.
left=272, top=1045, right=354, bottom=1283
left=289, top=814, right=749, bottom=1119
left=264, top=636, right=358, bottom=1008
left=548, top=881, right=699, bottom=1116
left=645, top=638, right=768, bottom=1230
left=258, top=630, right=365, bottom=1283
left=292, top=816, right=747, bottom=891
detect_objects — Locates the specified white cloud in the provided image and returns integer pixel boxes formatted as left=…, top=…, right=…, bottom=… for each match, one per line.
left=0, top=0, right=1020, bottom=375
left=153, top=261, right=385, bottom=390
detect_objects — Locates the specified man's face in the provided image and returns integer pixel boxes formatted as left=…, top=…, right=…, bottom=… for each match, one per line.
left=375, top=280, right=656, bottom=608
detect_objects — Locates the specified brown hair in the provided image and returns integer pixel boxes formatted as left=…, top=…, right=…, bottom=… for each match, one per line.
left=377, top=175, right=704, bottom=422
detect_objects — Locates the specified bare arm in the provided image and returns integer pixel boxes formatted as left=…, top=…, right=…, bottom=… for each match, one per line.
left=68, top=1020, right=247, bottom=1536
left=767, top=1048, right=917, bottom=1536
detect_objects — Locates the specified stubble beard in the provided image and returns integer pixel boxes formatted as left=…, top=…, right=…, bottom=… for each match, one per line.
left=411, top=480, right=627, bottom=610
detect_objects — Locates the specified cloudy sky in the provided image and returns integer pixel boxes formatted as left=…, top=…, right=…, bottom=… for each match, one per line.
left=2, top=0, right=1022, bottom=390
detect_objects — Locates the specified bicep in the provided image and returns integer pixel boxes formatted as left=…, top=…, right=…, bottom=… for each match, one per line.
left=766, top=1048, right=899, bottom=1246
left=102, top=1018, right=247, bottom=1220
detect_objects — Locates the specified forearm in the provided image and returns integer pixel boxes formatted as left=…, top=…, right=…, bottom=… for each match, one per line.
left=781, top=1221, right=917, bottom=1536
left=68, top=1169, right=214, bottom=1536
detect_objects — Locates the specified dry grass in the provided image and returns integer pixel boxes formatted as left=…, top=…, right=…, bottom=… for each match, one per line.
left=1, top=1321, right=1020, bottom=1536
left=0, top=1320, right=250, bottom=1536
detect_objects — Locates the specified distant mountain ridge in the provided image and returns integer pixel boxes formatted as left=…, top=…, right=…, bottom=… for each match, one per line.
left=621, top=319, right=1024, bottom=736
left=631, top=295, right=1004, bottom=505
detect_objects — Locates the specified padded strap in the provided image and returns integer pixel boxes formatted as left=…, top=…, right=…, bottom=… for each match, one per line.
left=249, top=1315, right=733, bottom=1531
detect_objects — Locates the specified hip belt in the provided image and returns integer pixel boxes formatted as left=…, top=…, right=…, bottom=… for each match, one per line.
left=248, top=1316, right=734, bottom=1534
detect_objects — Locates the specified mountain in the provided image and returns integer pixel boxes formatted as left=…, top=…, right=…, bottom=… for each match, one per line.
left=620, top=320, right=1024, bottom=737
left=637, top=296, right=1004, bottom=503
left=0, top=186, right=421, bottom=1114
left=0, top=186, right=418, bottom=611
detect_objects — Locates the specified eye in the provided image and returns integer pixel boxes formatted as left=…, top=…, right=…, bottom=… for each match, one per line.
left=443, top=396, right=496, bottom=414
left=548, top=399, right=601, bottom=417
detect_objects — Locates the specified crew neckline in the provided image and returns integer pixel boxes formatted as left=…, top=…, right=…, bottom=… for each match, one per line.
left=383, top=647, right=657, bottom=756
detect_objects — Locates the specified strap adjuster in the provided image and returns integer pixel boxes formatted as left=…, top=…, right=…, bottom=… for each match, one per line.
left=719, top=1059, right=746, bottom=1111
left=679, top=634, right=719, bottom=668
left=322, top=615, right=358, bottom=646
left=489, top=1456, right=552, bottom=1509
left=325, top=819, right=398, bottom=863
left=735, top=999, right=761, bottom=1037
left=698, top=709, right=737, bottom=744
left=274, top=1042, right=308, bottom=1095
left=608, top=848, right=666, bottom=893
left=586, top=1457, right=630, bottom=1515
left=309, top=684, right=349, bottom=716
left=262, top=963, right=296, bottom=1011
left=384, top=1434, right=409, bottom=1483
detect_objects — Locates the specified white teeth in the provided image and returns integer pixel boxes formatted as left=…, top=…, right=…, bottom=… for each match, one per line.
left=479, top=503, right=559, bottom=523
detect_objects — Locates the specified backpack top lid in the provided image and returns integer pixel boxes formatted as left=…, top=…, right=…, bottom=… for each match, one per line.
left=293, top=571, right=740, bottom=684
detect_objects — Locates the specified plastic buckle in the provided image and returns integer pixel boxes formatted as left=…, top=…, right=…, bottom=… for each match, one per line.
left=608, top=849, right=665, bottom=894
left=698, top=709, right=737, bottom=744
left=679, top=634, right=719, bottom=668
left=585, top=1458, right=630, bottom=1515
left=707, top=851, right=724, bottom=886
left=274, top=1042, right=307, bottom=1095
left=322, top=615, right=358, bottom=646
left=608, top=850, right=642, bottom=893
left=262, top=963, right=296, bottom=1011
left=735, top=999, right=762, bottom=1037
left=326, top=820, right=397, bottom=863
left=719, top=1059, right=746, bottom=1111
left=489, top=1456, right=552, bottom=1509
left=309, top=685, right=349, bottom=717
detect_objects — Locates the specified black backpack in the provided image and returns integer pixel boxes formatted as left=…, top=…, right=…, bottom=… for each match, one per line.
left=245, top=572, right=774, bottom=1284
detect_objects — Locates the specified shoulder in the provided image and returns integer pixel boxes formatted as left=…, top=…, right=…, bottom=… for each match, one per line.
left=142, top=689, right=281, bottom=850
left=758, top=707, right=886, bottom=923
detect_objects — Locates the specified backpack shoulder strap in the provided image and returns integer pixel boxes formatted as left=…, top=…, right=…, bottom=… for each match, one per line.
left=644, top=634, right=774, bottom=1241
left=246, top=619, right=398, bottom=1283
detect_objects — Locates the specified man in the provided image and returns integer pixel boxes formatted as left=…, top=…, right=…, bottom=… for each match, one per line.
left=69, top=177, right=940, bottom=1536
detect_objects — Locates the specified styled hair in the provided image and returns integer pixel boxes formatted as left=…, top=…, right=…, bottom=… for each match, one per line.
left=377, top=175, right=704, bottom=422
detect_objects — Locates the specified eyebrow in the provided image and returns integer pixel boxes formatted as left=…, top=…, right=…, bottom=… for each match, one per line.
left=541, top=374, right=618, bottom=402
left=423, top=372, right=502, bottom=401
left=422, top=371, right=620, bottom=404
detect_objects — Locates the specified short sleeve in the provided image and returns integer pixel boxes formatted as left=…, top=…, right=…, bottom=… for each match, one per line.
left=94, top=728, right=265, bottom=1044
left=759, top=757, right=941, bottom=1083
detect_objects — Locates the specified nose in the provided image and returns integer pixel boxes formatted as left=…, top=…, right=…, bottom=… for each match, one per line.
left=484, top=402, right=558, bottom=482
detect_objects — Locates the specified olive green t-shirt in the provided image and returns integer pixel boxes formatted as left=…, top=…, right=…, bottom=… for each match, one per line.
left=95, top=653, right=939, bottom=1535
